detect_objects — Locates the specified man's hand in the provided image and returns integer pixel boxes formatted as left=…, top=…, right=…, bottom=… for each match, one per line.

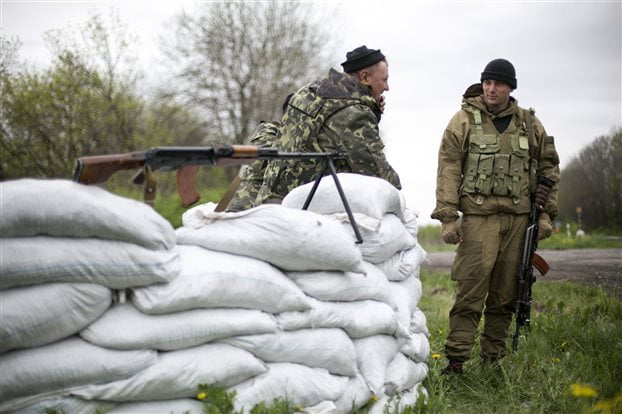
left=534, top=182, right=552, bottom=211
left=537, top=212, right=553, bottom=240
left=441, top=220, right=462, bottom=244
left=378, top=95, right=386, bottom=113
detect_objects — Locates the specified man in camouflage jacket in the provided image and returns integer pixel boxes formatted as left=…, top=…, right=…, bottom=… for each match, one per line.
left=253, top=45, right=401, bottom=206
left=431, top=59, right=560, bottom=374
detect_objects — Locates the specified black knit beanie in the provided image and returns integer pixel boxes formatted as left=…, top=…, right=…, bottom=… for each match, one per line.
left=341, top=46, right=385, bottom=73
left=480, top=58, right=517, bottom=89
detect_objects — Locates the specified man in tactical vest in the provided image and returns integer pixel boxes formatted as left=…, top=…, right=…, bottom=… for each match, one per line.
left=431, top=58, right=560, bottom=374
left=254, top=45, right=401, bottom=206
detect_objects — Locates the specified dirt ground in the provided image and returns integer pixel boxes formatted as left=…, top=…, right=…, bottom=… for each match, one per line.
left=423, top=248, right=622, bottom=299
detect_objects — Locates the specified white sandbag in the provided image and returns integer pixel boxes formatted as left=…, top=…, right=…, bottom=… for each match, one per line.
left=72, top=343, right=267, bottom=402
left=0, top=336, right=156, bottom=401
left=410, top=307, right=430, bottom=337
left=376, top=244, right=427, bottom=281
left=368, top=385, right=428, bottom=414
left=107, top=399, right=203, bottom=414
left=230, top=363, right=348, bottom=413
left=132, top=245, right=310, bottom=314
left=402, top=208, right=420, bottom=238
left=276, top=297, right=409, bottom=339
left=333, top=374, right=372, bottom=414
left=177, top=203, right=364, bottom=273
left=389, top=276, right=423, bottom=329
left=384, top=353, right=428, bottom=396
left=353, top=335, right=399, bottom=396
left=0, top=237, right=180, bottom=290
left=81, top=304, right=278, bottom=350
left=0, top=395, right=115, bottom=414
left=0, top=179, right=175, bottom=250
left=0, top=283, right=111, bottom=353
left=221, top=328, right=357, bottom=377
left=398, top=332, right=430, bottom=363
left=281, top=173, right=403, bottom=221
left=301, top=401, right=337, bottom=414
left=342, top=214, right=416, bottom=264
left=286, top=262, right=395, bottom=309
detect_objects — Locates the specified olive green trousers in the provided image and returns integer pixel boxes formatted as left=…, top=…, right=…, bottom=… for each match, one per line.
left=445, top=213, right=529, bottom=360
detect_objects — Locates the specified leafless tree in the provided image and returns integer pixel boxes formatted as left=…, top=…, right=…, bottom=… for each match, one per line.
left=163, top=1, right=336, bottom=145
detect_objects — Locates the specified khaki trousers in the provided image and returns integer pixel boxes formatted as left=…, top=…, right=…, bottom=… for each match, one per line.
left=445, top=213, right=529, bottom=360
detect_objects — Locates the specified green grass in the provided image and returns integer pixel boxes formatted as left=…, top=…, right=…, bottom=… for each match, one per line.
left=417, top=269, right=622, bottom=414
left=419, top=224, right=622, bottom=252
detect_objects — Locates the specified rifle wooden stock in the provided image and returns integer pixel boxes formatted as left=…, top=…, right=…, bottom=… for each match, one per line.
left=73, top=151, right=147, bottom=185
left=532, top=252, right=550, bottom=276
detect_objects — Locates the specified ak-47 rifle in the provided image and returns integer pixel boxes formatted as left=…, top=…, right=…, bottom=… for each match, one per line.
left=72, top=144, right=364, bottom=242
left=512, top=175, right=556, bottom=351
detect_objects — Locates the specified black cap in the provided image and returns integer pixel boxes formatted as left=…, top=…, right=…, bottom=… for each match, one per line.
left=341, top=45, right=385, bottom=73
left=480, top=58, right=517, bottom=89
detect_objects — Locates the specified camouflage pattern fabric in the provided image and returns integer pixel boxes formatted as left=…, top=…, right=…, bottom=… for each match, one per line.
left=255, top=68, right=401, bottom=205
left=226, top=122, right=280, bottom=212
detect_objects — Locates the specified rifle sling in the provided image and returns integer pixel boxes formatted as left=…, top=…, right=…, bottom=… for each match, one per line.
left=215, top=174, right=242, bottom=212
left=143, top=165, right=157, bottom=207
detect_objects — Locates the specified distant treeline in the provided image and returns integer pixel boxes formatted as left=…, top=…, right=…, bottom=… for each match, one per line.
left=557, top=129, right=622, bottom=231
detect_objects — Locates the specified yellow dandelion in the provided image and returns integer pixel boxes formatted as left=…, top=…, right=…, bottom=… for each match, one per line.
left=551, top=357, right=561, bottom=363
left=570, top=383, right=598, bottom=398
left=370, top=394, right=380, bottom=402
left=432, top=353, right=442, bottom=360
left=197, top=392, right=206, bottom=400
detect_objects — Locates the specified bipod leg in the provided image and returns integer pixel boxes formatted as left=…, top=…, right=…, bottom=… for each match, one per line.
left=326, top=160, right=363, bottom=244
left=301, top=166, right=325, bottom=210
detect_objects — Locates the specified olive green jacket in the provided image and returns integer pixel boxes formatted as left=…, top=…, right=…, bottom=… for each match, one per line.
left=431, top=95, right=560, bottom=223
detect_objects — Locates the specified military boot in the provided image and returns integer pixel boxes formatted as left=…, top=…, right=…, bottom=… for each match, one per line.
left=441, top=358, right=465, bottom=375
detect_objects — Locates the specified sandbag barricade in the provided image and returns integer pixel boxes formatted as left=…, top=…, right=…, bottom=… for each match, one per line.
left=0, top=175, right=429, bottom=413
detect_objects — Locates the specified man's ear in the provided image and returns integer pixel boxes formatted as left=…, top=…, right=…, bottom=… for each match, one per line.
left=358, top=69, right=370, bottom=85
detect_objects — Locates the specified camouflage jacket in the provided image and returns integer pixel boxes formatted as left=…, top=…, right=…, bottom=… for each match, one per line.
left=226, top=121, right=280, bottom=212
left=431, top=95, right=560, bottom=223
left=255, top=68, right=401, bottom=205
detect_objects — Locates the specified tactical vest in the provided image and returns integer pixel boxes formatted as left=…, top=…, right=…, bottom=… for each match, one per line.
left=258, top=87, right=367, bottom=201
left=460, top=104, right=537, bottom=205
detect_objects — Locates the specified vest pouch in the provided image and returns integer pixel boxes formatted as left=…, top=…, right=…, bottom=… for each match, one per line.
left=509, top=155, right=530, bottom=197
left=470, top=133, right=500, bottom=154
left=461, top=152, right=480, bottom=194
left=492, top=154, right=510, bottom=196
left=474, top=154, right=494, bottom=195
left=510, top=134, right=530, bottom=157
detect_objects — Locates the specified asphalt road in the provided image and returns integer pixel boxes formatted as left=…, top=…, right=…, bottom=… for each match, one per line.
left=423, top=248, right=622, bottom=299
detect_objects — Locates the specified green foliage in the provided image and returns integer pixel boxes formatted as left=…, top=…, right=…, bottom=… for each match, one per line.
left=418, top=269, right=622, bottom=414
left=558, top=128, right=622, bottom=231
left=0, top=13, right=210, bottom=181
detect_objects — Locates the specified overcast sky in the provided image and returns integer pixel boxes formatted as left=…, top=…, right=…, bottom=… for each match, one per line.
left=2, top=0, right=621, bottom=224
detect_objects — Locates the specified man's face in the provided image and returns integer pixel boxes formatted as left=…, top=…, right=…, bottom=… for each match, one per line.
left=360, top=61, right=389, bottom=103
left=482, top=79, right=512, bottom=112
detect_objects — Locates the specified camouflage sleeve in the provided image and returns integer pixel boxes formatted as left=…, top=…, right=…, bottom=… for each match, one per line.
left=533, top=115, right=561, bottom=220
left=321, top=104, right=402, bottom=189
left=430, top=111, right=469, bottom=223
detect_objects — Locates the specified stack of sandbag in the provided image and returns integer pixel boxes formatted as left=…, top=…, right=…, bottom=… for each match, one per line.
left=282, top=173, right=430, bottom=412
left=0, top=179, right=181, bottom=413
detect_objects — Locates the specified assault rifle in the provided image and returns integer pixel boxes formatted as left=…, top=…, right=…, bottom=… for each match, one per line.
left=72, top=144, right=363, bottom=242
left=512, top=175, right=556, bottom=351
